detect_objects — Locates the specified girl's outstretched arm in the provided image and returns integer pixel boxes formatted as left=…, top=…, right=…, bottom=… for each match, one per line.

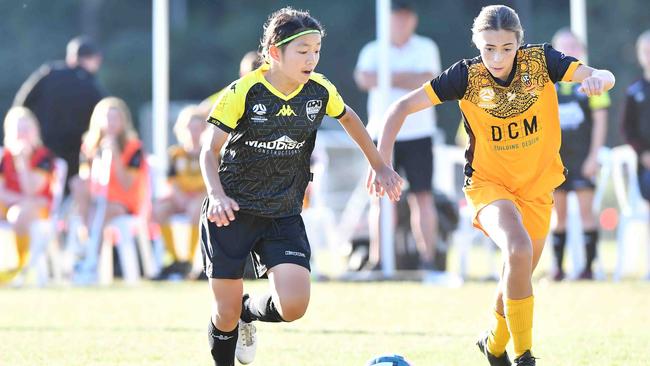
left=337, top=106, right=403, bottom=201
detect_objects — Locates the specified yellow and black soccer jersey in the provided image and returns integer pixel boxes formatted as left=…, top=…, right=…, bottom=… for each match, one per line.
left=424, top=43, right=581, bottom=199
left=207, top=64, right=346, bottom=217
left=167, top=145, right=204, bottom=194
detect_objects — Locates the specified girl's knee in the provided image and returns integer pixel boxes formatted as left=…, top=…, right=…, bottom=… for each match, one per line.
left=506, top=234, right=533, bottom=265
left=215, top=302, right=242, bottom=328
left=277, top=296, right=309, bottom=322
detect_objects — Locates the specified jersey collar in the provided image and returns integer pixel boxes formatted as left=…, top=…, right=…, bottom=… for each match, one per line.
left=256, top=64, right=305, bottom=101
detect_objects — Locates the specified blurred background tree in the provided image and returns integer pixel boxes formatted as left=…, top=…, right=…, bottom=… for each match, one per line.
left=0, top=0, right=646, bottom=145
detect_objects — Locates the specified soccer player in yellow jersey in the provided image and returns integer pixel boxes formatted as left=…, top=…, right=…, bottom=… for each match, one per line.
left=371, top=5, right=614, bottom=366
left=201, top=7, right=402, bottom=366
left=198, top=51, right=264, bottom=118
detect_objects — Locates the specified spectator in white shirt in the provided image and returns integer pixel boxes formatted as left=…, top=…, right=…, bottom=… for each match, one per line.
left=354, top=0, right=440, bottom=271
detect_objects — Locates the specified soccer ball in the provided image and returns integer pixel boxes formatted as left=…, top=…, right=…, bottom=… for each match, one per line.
left=366, top=354, right=412, bottom=366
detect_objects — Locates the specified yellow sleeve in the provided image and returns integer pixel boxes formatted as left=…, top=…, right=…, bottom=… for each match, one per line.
left=561, top=61, right=583, bottom=82
left=423, top=82, right=443, bottom=105
left=207, top=81, right=246, bottom=133
left=311, top=73, right=346, bottom=119
left=588, top=91, right=611, bottom=110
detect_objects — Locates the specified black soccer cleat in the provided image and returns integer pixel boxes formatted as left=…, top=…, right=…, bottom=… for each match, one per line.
left=513, top=350, right=536, bottom=365
left=476, top=331, right=512, bottom=366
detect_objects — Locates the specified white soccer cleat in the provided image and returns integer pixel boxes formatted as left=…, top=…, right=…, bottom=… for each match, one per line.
left=235, top=320, right=257, bottom=364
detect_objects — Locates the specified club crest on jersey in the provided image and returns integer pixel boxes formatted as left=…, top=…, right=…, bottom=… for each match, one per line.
left=276, top=104, right=297, bottom=117
left=306, top=100, right=322, bottom=122
left=478, top=87, right=497, bottom=109
left=521, top=73, right=535, bottom=93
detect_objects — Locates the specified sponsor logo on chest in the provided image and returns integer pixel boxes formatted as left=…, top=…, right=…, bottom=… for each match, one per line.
left=245, top=135, right=305, bottom=151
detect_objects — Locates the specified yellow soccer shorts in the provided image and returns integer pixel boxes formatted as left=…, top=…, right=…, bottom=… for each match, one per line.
left=464, top=181, right=554, bottom=241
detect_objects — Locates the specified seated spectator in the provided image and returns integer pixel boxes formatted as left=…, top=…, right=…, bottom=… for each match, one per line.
left=0, top=107, right=55, bottom=283
left=153, top=105, right=206, bottom=279
left=70, top=97, right=146, bottom=251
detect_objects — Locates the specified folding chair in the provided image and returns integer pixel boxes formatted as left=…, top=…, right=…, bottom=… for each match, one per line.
left=146, top=155, right=201, bottom=275
left=73, top=149, right=156, bottom=285
left=610, top=145, right=650, bottom=280
left=435, top=143, right=499, bottom=280
left=98, top=153, right=157, bottom=284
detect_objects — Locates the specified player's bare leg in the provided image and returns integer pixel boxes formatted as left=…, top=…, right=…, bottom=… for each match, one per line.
left=477, top=200, right=538, bottom=365
left=208, top=278, right=243, bottom=366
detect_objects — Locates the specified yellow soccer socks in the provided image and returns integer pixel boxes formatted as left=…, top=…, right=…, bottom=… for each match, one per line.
left=505, top=295, right=534, bottom=358
left=487, top=310, right=510, bottom=357
left=188, top=226, right=200, bottom=261
left=15, top=234, right=31, bottom=269
left=160, top=224, right=178, bottom=261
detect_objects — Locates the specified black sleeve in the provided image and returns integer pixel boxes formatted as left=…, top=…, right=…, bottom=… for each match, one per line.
left=127, top=148, right=143, bottom=169
left=35, top=154, right=54, bottom=172
left=544, top=43, right=580, bottom=84
left=13, top=64, right=50, bottom=108
left=430, top=60, right=469, bottom=102
left=621, top=91, right=646, bottom=153
left=167, top=157, right=177, bottom=178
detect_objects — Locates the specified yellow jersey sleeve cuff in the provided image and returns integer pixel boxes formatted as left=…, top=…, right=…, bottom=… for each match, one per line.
left=332, top=105, right=347, bottom=119
left=561, top=61, right=583, bottom=82
left=423, top=82, right=442, bottom=105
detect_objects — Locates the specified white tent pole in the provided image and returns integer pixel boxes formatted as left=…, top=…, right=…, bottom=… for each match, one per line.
left=377, top=0, right=395, bottom=278
left=570, top=0, right=588, bottom=63
left=153, top=0, right=169, bottom=168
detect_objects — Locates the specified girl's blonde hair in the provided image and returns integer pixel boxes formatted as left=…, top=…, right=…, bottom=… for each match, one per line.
left=3, top=106, right=43, bottom=148
left=471, top=5, right=524, bottom=46
left=82, top=97, right=138, bottom=154
left=173, top=105, right=204, bottom=146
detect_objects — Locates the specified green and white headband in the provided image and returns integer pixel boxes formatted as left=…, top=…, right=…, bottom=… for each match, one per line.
left=274, top=29, right=321, bottom=47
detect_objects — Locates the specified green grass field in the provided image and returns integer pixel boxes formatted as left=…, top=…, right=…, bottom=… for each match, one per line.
left=1, top=279, right=649, bottom=366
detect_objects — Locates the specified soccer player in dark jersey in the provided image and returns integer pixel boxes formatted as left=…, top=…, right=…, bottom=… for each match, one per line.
left=200, top=7, right=402, bottom=366
left=370, top=5, right=614, bottom=366
left=550, top=29, right=610, bottom=281
left=622, top=31, right=650, bottom=214
left=622, top=30, right=650, bottom=282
